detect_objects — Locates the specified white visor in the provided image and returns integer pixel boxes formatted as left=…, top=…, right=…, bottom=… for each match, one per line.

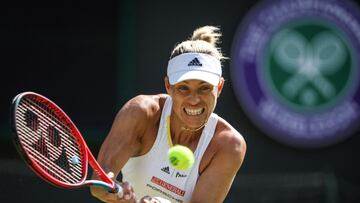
left=167, top=53, right=222, bottom=86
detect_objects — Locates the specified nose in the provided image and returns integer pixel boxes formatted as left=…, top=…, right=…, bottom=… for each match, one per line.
left=187, top=92, right=201, bottom=105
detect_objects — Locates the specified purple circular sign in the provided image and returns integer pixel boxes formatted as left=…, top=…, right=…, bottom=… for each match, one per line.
left=231, top=0, right=360, bottom=148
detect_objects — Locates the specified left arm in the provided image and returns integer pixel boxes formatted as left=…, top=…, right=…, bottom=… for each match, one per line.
left=190, top=130, right=246, bottom=203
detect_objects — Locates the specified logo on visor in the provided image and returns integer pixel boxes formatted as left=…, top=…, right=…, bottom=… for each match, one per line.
left=188, top=57, right=202, bottom=67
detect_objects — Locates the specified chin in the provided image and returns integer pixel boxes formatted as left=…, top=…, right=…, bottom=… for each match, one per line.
left=180, top=110, right=209, bottom=128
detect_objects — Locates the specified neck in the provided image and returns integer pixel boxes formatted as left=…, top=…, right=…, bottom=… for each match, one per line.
left=180, top=123, right=206, bottom=132
left=168, top=115, right=205, bottom=146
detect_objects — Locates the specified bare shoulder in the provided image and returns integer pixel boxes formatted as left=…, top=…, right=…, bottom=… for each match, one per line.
left=213, top=116, right=246, bottom=164
left=107, top=94, right=168, bottom=156
left=111, top=94, right=168, bottom=138
left=117, top=94, right=167, bottom=121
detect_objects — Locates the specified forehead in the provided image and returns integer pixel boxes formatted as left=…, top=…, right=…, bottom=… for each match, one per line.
left=175, top=79, right=213, bottom=86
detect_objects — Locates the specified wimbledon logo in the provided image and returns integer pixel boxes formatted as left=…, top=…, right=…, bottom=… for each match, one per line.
left=231, top=0, right=360, bottom=148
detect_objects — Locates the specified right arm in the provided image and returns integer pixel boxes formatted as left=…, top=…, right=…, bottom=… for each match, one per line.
left=90, top=95, right=160, bottom=202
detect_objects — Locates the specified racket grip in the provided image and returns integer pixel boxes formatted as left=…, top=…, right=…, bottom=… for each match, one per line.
left=114, top=183, right=124, bottom=198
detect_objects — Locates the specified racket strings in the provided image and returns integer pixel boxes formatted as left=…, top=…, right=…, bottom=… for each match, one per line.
left=17, top=102, right=80, bottom=155
left=16, top=118, right=82, bottom=182
left=16, top=99, right=83, bottom=182
left=16, top=105, right=83, bottom=183
left=15, top=97, right=85, bottom=184
left=16, top=102, right=82, bottom=160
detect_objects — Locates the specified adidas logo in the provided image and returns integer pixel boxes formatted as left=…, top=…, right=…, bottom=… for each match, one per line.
left=188, top=57, right=202, bottom=66
left=161, top=166, right=170, bottom=174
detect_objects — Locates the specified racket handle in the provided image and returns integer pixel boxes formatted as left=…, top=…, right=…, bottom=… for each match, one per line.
left=114, top=183, right=124, bottom=198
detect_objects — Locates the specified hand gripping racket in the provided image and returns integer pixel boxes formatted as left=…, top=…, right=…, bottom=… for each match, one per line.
left=10, top=91, right=123, bottom=196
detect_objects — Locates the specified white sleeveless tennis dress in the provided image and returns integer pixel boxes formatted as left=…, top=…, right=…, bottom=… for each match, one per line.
left=121, top=96, right=218, bottom=203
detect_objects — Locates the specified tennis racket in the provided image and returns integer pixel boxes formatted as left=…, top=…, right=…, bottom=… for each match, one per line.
left=10, top=91, right=123, bottom=196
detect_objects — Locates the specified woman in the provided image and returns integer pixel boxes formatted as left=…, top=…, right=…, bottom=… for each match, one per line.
left=90, top=25, right=246, bottom=203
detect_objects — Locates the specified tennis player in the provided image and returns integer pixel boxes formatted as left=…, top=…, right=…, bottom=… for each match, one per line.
left=90, top=25, right=246, bottom=203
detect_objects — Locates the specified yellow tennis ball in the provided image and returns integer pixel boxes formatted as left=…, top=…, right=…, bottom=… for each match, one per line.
left=168, top=145, right=195, bottom=170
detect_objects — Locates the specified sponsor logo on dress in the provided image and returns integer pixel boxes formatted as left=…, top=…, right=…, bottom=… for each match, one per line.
left=151, top=176, right=186, bottom=197
left=175, top=172, right=187, bottom=178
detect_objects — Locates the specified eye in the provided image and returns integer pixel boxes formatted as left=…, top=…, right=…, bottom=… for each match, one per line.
left=199, top=85, right=212, bottom=92
left=177, top=85, right=189, bottom=92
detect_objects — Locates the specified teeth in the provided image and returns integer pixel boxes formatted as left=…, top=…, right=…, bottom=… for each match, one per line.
left=185, top=108, right=203, bottom=116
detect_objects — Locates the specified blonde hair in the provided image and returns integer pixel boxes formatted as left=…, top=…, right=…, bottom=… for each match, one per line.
left=170, top=26, right=227, bottom=61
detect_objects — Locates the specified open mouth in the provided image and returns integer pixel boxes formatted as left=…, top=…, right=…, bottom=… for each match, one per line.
left=184, top=107, right=204, bottom=116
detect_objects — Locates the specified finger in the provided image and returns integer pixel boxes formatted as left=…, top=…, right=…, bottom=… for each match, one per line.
left=104, top=192, right=120, bottom=202
left=138, top=196, right=152, bottom=203
left=105, top=199, right=116, bottom=203
left=115, top=183, right=124, bottom=198
left=121, top=181, right=135, bottom=200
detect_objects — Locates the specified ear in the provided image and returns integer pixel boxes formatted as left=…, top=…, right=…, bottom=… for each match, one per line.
left=216, top=78, right=225, bottom=97
left=164, top=76, right=172, bottom=94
